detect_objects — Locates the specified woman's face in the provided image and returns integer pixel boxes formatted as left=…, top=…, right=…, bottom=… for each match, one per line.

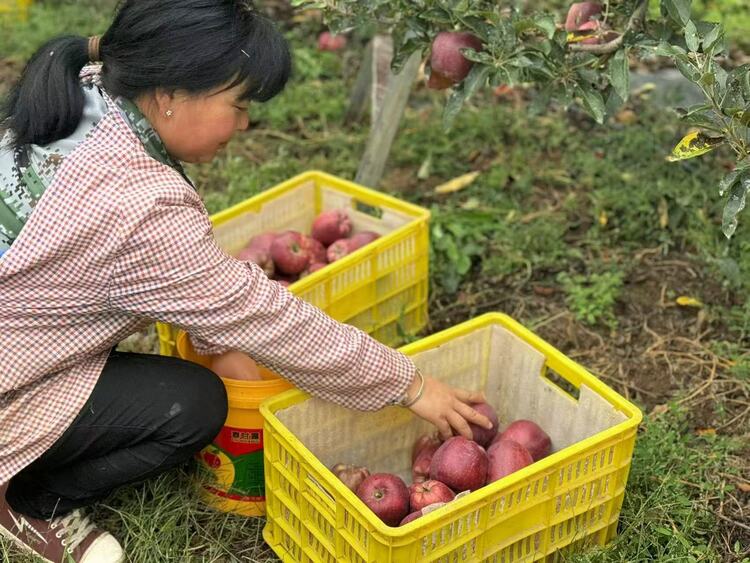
left=141, top=82, right=251, bottom=164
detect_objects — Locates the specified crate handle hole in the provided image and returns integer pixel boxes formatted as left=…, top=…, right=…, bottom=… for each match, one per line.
left=353, top=200, right=384, bottom=219
left=542, top=367, right=580, bottom=401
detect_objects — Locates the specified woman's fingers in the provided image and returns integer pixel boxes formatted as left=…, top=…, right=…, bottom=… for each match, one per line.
left=447, top=410, right=474, bottom=440
left=455, top=400, right=492, bottom=430
left=453, top=387, right=486, bottom=404
left=435, top=417, right=453, bottom=441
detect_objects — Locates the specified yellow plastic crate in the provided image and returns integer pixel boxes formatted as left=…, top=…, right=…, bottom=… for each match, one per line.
left=0, top=0, right=31, bottom=21
left=259, top=312, right=643, bottom=562
left=157, top=170, right=430, bottom=356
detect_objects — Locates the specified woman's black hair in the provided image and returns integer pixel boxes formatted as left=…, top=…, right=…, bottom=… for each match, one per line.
left=1, top=0, right=291, bottom=149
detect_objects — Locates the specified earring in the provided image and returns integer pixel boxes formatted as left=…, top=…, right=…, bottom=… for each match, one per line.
left=165, top=110, right=173, bottom=117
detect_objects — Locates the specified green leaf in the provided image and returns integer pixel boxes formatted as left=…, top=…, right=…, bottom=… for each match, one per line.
left=513, top=14, right=556, bottom=39
left=719, top=169, right=741, bottom=197
left=700, top=22, right=724, bottom=55
left=674, top=57, right=701, bottom=82
left=608, top=49, right=630, bottom=102
left=463, top=64, right=490, bottom=98
left=675, top=105, right=723, bottom=131
left=576, top=83, right=606, bottom=124
left=443, top=89, right=468, bottom=131
left=653, top=42, right=687, bottom=58
left=722, top=173, right=750, bottom=238
left=662, top=0, right=692, bottom=27
left=684, top=20, right=699, bottom=52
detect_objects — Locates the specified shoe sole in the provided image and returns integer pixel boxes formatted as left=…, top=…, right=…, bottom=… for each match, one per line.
left=0, top=521, right=55, bottom=563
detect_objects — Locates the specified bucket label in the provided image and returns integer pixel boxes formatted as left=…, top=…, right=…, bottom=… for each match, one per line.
left=198, top=425, right=265, bottom=501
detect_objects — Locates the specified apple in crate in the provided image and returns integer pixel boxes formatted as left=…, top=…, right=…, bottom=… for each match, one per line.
left=326, top=239, right=351, bottom=263
left=270, top=231, right=310, bottom=275
left=408, top=479, right=455, bottom=512
left=330, top=463, right=370, bottom=493
left=412, top=441, right=441, bottom=484
left=468, top=402, right=499, bottom=447
left=348, top=231, right=380, bottom=251
left=356, top=473, right=410, bottom=527
left=311, top=209, right=352, bottom=246
left=429, top=436, right=488, bottom=492
left=486, top=439, right=533, bottom=483
left=412, top=433, right=442, bottom=463
left=300, top=235, right=326, bottom=264
left=237, top=232, right=276, bottom=277
left=498, top=420, right=552, bottom=461
left=400, top=510, right=422, bottom=526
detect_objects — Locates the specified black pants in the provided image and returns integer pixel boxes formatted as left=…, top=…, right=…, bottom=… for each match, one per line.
left=6, top=351, right=228, bottom=519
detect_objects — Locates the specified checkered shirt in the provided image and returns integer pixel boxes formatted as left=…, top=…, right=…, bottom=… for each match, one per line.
left=0, top=87, right=415, bottom=485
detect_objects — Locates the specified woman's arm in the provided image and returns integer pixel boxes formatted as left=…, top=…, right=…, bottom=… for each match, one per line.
left=108, top=194, right=490, bottom=436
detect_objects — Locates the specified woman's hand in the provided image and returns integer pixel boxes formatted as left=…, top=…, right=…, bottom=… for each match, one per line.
left=406, top=374, right=493, bottom=440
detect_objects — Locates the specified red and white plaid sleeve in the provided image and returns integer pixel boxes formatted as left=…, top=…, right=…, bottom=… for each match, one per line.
left=106, top=183, right=415, bottom=411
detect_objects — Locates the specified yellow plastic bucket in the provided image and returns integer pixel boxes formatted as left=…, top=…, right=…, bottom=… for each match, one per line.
left=176, top=331, right=294, bottom=516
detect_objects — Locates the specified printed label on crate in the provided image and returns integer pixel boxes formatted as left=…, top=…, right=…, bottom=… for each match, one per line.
left=198, top=426, right=265, bottom=501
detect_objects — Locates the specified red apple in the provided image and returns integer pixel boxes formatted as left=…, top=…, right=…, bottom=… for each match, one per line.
left=412, top=433, right=442, bottom=464
left=311, top=209, right=352, bottom=246
left=565, top=2, right=603, bottom=32
left=300, top=262, right=327, bottom=278
left=577, top=20, right=603, bottom=44
left=317, top=31, right=347, bottom=52
left=429, top=436, right=488, bottom=492
left=326, top=239, right=352, bottom=263
left=408, top=479, right=455, bottom=512
left=400, top=510, right=422, bottom=526
left=412, top=441, right=441, bottom=483
left=301, top=235, right=326, bottom=264
left=427, top=69, right=456, bottom=90
left=270, top=231, right=310, bottom=275
left=331, top=463, right=370, bottom=492
left=237, top=245, right=275, bottom=277
left=486, top=439, right=533, bottom=483
left=237, top=232, right=277, bottom=277
left=500, top=420, right=552, bottom=461
left=348, top=231, right=380, bottom=251
left=468, top=402, right=499, bottom=448
left=356, top=473, right=410, bottom=527
left=428, top=32, right=483, bottom=88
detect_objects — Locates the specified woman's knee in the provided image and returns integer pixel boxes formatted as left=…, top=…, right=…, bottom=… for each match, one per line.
left=166, top=362, right=227, bottom=447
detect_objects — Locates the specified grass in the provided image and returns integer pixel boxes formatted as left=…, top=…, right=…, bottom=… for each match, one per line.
left=1, top=1, right=749, bottom=562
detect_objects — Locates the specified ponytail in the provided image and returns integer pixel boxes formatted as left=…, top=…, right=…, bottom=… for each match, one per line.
left=1, top=35, right=90, bottom=149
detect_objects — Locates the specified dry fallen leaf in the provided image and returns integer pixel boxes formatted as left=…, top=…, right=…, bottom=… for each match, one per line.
left=737, top=482, right=750, bottom=493
left=434, top=171, right=481, bottom=194
left=695, top=428, right=716, bottom=437
left=658, top=198, right=669, bottom=229
left=676, top=296, right=703, bottom=308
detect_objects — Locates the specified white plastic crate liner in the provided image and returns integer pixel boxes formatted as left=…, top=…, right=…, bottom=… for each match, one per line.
left=275, top=324, right=628, bottom=483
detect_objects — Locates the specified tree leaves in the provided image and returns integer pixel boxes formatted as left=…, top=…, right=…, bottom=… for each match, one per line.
left=576, top=82, right=606, bottom=124
left=667, top=131, right=724, bottom=161
left=684, top=20, right=699, bottom=52
left=608, top=49, right=630, bottom=102
left=442, top=65, right=490, bottom=130
left=721, top=172, right=750, bottom=238
left=661, top=0, right=692, bottom=27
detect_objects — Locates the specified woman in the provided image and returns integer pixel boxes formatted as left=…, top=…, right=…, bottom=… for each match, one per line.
left=0, top=1, right=492, bottom=562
